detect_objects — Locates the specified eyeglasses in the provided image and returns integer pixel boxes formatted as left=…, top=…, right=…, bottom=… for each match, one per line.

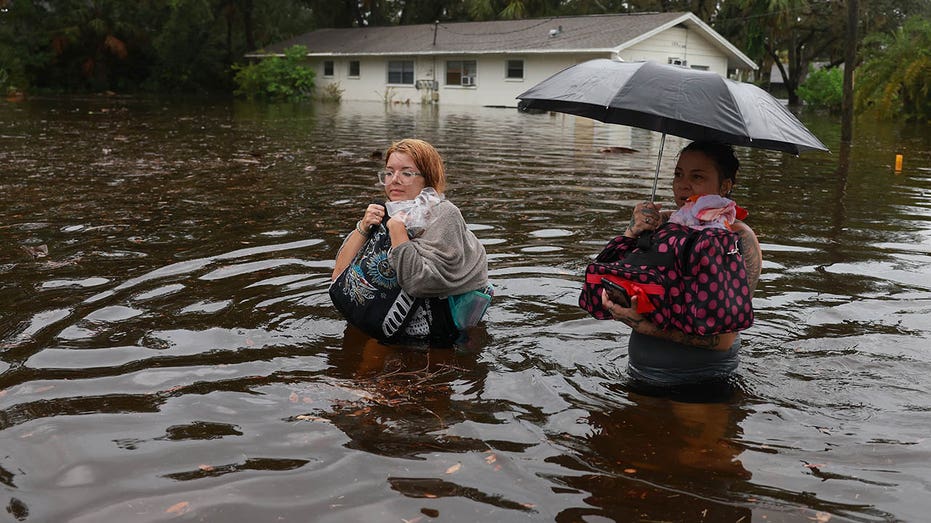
left=377, top=169, right=423, bottom=185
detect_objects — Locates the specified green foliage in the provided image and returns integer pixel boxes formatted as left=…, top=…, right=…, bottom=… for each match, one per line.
left=0, top=0, right=317, bottom=94
left=856, top=16, right=931, bottom=122
left=1, top=0, right=929, bottom=97
left=232, top=45, right=315, bottom=101
left=150, top=0, right=224, bottom=92
left=797, top=66, right=843, bottom=112
left=714, top=0, right=931, bottom=107
left=463, top=0, right=561, bottom=21
left=0, top=1, right=75, bottom=92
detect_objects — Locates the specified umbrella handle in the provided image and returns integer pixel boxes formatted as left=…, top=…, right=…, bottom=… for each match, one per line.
left=650, top=133, right=666, bottom=203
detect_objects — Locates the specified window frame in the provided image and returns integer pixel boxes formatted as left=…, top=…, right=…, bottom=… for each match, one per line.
left=323, top=60, right=334, bottom=77
left=505, top=59, right=524, bottom=80
left=348, top=60, right=360, bottom=78
left=387, top=60, right=415, bottom=85
left=446, top=60, right=477, bottom=87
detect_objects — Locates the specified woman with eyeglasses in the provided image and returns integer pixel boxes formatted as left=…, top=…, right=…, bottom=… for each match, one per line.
left=331, top=138, right=489, bottom=344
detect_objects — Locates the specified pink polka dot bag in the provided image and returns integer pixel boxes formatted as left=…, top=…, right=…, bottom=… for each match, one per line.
left=579, top=222, right=754, bottom=336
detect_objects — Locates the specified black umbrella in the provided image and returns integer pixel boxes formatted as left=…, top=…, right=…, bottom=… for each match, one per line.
left=517, top=59, right=829, bottom=200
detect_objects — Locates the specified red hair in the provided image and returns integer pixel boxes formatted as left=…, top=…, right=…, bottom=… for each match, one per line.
left=385, top=139, right=446, bottom=193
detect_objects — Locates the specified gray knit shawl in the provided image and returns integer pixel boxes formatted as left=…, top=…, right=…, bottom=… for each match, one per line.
left=389, top=200, right=488, bottom=298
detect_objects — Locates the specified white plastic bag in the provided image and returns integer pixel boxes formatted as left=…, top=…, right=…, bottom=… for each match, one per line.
left=385, top=187, right=445, bottom=236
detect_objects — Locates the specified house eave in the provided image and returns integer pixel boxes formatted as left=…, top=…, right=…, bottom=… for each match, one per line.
left=247, top=48, right=620, bottom=59
left=615, top=12, right=757, bottom=70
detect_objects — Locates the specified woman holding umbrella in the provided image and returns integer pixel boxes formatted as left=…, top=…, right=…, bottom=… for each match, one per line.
left=600, top=141, right=762, bottom=386
left=518, top=58, right=825, bottom=387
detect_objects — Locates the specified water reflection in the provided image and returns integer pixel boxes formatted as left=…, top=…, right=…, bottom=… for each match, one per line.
left=323, top=326, right=494, bottom=458
left=554, top=391, right=752, bottom=521
left=1, top=97, right=930, bottom=522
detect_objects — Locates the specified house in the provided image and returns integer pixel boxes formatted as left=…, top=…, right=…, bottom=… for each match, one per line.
left=250, top=12, right=757, bottom=107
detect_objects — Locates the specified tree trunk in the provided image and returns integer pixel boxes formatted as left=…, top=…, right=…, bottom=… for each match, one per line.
left=242, top=0, right=255, bottom=51
left=840, top=0, right=858, bottom=143
left=351, top=0, right=366, bottom=26
left=226, top=10, right=233, bottom=63
left=767, top=45, right=791, bottom=99
left=786, top=36, right=800, bottom=106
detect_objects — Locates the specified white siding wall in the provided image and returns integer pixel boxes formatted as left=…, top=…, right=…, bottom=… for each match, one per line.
left=314, top=57, right=421, bottom=103
left=437, top=54, right=595, bottom=107
left=312, top=54, right=599, bottom=107
left=307, top=27, right=731, bottom=106
left=620, top=27, right=728, bottom=76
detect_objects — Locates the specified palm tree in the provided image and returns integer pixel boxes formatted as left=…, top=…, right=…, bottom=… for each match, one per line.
left=855, top=16, right=931, bottom=121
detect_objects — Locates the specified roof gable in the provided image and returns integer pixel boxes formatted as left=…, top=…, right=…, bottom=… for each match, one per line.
left=254, top=12, right=756, bottom=70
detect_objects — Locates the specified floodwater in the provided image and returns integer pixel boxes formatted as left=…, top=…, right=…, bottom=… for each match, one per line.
left=1, top=96, right=930, bottom=522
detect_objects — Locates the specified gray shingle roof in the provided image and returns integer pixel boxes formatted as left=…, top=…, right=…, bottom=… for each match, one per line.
left=258, top=12, right=689, bottom=56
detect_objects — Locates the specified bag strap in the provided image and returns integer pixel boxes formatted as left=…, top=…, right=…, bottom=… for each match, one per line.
left=678, top=228, right=742, bottom=270
left=595, top=234, right=637, bottom=263
left=621, top=231, right=677, bottom=267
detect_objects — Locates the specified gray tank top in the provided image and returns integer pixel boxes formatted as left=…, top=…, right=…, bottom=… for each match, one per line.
left=627, top=330, right=740, bottom=386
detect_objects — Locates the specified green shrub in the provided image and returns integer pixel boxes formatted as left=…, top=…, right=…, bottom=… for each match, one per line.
left=232, top=45, right=315, bottom=101
left=798, top=66, right=843, bottom=112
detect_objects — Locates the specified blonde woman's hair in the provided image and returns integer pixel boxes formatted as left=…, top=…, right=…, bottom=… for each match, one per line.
left=385, top=138, right=446, bottom=193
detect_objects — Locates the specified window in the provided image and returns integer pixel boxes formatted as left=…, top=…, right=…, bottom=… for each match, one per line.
left=668, top=57, right=687, bottom=67
left=690, top=64, right=709, bottom=71
left=446, top=60, right=477, bottom=86
left=506, top=60, right=524, bottom=80
left=348, top=60, right=360, bottom=77
left=387, top=60, right=414, bottom=84
left=323, top=60, right=334, bottom=77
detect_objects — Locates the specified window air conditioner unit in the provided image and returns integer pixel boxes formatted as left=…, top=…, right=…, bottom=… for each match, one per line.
left=461, top=76, right=475, bottom=86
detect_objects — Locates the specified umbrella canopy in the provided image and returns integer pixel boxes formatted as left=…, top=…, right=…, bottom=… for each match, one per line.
left=517, top=59, right=828, bottom=199
left=518, top=59, right=828, bottom=154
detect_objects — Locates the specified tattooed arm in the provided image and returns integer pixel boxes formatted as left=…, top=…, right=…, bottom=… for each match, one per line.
left=602, top=291, right=736, bottom=350
left=602, top=222, right=762, bottom=351
left=731, top=220, right=762, bottom=295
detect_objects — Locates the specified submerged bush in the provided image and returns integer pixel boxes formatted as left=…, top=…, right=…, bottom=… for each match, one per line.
left=233, top=45, right=315, bottom=101
left=317, top=82, right=344, bottom=103
left=798, top=65, right=843, bottom=112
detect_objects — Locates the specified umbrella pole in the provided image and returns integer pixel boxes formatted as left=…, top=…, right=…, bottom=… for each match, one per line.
left=650, top=133, right=666, bottom=202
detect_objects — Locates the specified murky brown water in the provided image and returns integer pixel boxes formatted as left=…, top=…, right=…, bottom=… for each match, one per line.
left=2, top=96, right=930, bottom=522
